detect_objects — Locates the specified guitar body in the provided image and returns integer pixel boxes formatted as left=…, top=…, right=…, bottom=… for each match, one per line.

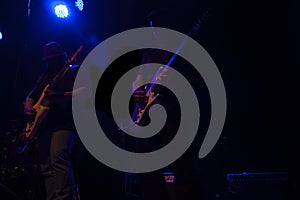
left=23, top=84, right=49, bottom=140
left=133, top=91, right=159, bottom=125
left=17, top=45, right=83, bottom=153
left=24, top=106, right=49, bottom=139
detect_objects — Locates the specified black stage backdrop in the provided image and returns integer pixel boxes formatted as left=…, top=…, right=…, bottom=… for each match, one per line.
left=0, top=0, right=294, bottom=200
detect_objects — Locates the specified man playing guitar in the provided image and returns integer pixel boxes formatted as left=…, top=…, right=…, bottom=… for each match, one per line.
left=23, top=42, right=83, bottom=200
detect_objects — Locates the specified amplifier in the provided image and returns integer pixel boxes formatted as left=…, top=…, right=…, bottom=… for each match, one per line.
left=226, top=171, right=288, bottom=200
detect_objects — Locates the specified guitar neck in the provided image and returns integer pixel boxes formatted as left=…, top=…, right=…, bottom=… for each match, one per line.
left=49, top=45, right=83, bottom=89
left=50, top=63, right=70, bottom=89
left=145, top=10, right=209, bottom=96
left=145, top=36, right=187, bottom=96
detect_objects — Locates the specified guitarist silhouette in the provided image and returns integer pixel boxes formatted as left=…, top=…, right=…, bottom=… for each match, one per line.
left=22, top=42, right=84, bottom=200
left=130, top=8, right=209, bottom=200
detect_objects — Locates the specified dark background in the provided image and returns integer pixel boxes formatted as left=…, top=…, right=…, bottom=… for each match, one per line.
left=0, top=0, right=294, bottom=200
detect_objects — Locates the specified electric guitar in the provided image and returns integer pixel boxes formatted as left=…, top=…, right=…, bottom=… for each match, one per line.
left=132, top=11, right=209, bottom=125
left=18, top=45, right=83, bottom=153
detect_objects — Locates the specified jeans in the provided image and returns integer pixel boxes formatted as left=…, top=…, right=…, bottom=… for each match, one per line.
left=38, top=130, right=76, bottom=200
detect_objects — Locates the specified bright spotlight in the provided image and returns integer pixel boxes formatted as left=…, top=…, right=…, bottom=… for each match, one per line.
left=0, top=32, right=2, bottom=40
left=75, top=0, right=84, bottom=11
left=54, top=4, right=69, bottom=18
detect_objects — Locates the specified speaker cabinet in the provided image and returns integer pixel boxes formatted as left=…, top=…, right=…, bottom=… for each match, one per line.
left=225, top=172, right=288, bottom=200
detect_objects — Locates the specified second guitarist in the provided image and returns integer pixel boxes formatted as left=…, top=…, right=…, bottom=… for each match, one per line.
left=23, top=42, right=84, bottom=200
left=130, top=8, right=209, bottom=200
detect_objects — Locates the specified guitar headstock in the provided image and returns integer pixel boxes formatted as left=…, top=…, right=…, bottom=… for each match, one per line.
left=190, top=10, right=210, bottom=37
left=68, top=45, right=83, bottom=64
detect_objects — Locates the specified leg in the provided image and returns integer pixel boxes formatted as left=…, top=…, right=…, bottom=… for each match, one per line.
left=50, top=130, right=76, bottom=200
left=39, top=130, right=76, bottom=200
left=38, top=131, right=55, bottom=200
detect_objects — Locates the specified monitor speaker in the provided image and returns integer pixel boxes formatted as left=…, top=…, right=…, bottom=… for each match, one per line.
left=226, top=171, right=288, bottom=200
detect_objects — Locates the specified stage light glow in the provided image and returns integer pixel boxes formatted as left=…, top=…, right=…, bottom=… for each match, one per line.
left=0, top=32, right=2, bottom=40
left=75, top=0, right=84, bottom=11
left=54, top=4, right=69, bottom=18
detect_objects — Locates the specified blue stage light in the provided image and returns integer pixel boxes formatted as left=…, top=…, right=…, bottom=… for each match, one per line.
left=54, top=4, right=69, bottom=18
left=0, top=32, right=2, bottom=40
left=75, top=0, right=84, bottom=11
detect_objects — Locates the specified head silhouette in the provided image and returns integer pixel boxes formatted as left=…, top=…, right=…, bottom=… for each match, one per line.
left=42, top=42, right=67, bottom=71
left=147, top=9, right=176, bottom=28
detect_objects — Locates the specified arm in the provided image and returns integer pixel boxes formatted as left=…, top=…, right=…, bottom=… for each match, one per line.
left=132, top=74, right=143, bottom=92
left=24, top=97, right=35, bottom=111
left=63, top=86, right=86, bottom=97
left=23, top=97, right=36, bottom=120
left=44, top=86, right=86, bottom=102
